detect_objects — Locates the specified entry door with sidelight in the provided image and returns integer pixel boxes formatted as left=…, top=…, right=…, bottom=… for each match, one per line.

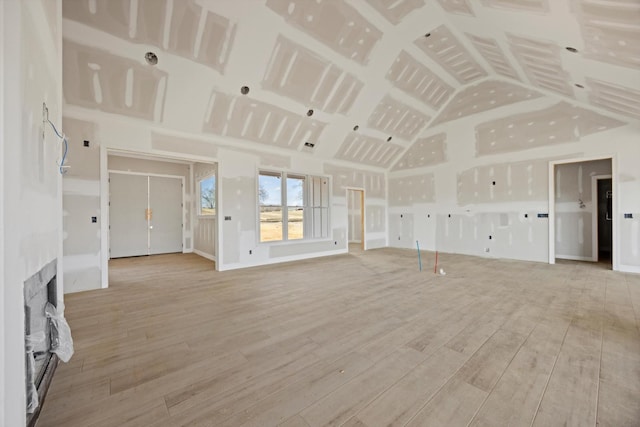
left=109, top=173, right=183, bottom=258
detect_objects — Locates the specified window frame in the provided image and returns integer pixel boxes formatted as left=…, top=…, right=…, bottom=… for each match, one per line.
left=257, top=169, right=330, bottom=244
left=198, top=173, right=216, bottom=217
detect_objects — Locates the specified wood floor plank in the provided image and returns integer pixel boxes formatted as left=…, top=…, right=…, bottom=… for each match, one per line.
left=353, top=346, right=469, bottom=427
left=299, top=347, right=425, bottom=426
left=35, top=251, right=640, bottom=427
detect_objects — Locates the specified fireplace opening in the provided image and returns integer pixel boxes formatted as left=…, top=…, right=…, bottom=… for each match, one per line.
left=24, top=259, right=60, bottom=426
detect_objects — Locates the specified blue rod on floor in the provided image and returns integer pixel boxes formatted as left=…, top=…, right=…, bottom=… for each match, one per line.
left=416, top=240, right=422, bottom=271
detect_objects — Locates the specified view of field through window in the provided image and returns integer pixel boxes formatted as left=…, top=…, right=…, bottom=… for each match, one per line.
left=259, top=173, right=304, bottom=242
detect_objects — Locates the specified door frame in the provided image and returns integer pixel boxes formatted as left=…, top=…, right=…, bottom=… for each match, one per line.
left=107, top=170, right=186, bottom=258
left=346, top=188, right=365, bottom=251
left=548, top=155, right=617, bottom=270
left=591, top=174, right=612, bottom=262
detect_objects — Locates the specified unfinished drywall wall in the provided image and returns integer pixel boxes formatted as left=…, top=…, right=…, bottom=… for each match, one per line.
left=62, top=118, right=102, bottom=293
left=388, top=84, right=640, bottom=271
left=475, top=102, right=625, bottom=157
left=266, top=0, right=382, bottom=65
left=389, top=174, right=436, bottom=207
left=554, top=159, right=611, bottom=261
left=2, top=1, right=62, bottom=425
left=193, top=162, right=217, bottom=260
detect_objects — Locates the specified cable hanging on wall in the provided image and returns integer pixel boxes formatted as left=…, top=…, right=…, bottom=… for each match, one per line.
left=43, top=103, right=69, bottom=174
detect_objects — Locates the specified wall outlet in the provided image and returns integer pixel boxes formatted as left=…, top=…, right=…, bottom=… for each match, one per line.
left=249, top=250, right=252, bottom=255
left=624, top=213, right=633, bottom=219
left=224, top=216, right=231, bottom=221
left=485, top=247, right=490, bottom=253
left=91, top=216, right=97, bottom=223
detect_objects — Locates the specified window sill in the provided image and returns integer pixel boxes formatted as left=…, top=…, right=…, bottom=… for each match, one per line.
left=258, top=237, right=334, bottom=246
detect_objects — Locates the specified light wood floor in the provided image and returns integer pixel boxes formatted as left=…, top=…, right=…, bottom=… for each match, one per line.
left=39, top=249, right=640, bottom=427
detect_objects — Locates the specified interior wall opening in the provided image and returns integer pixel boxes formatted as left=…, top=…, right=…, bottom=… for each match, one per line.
left=347, top=189, right=365, bottom=252
left=551, top=157, right=614, bottom=269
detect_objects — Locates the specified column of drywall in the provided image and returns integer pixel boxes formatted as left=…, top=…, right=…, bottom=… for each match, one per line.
left=2, top=1, right=62, bottom=425
left=62, top=118, right=102, bottom=292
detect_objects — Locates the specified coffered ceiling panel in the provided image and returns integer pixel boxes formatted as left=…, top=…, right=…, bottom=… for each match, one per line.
left=573, top=0, right=640, bottom=70
left=480, top=0, right=550, bottom=14
left=467, top=34, right=520, bottom=80
left=386, top=50, right=454, bottom=110
left=364, top=0, right=426, bottom=25
left=436, top=0, right=475, bottom=16
left=507, top=34, right=575, bottom=98
left=63, top=39, right=167, bottom=121
left=203, top=90, right=326, bottom=151
left=265, top=0, right=382, bottom=65
left=263, top=35, right=363, bottom=115
left=431, top=80, right=541, bottom=127
left=334, top=133, right=404, bottom=169
left=64, top=0, right=236, bottom=73
left=414, top=25, right=487, bottom=84
left=367, top=95, right=431, bottom=141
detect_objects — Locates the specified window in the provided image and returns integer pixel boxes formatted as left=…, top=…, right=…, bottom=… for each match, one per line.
left=259, top=171, right=329, bottom=242
left=199, top=175, right=216, bottom=216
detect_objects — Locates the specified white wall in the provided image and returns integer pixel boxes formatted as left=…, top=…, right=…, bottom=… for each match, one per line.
left=388, top=94, right=640, bottom=272
left=1, top=1, right=62, bottom=425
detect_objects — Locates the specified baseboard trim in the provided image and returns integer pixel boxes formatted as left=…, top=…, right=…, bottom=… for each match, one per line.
left=193, top=249, right=216, bottom=262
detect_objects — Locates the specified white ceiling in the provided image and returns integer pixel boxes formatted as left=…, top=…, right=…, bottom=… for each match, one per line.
left=62, top=0, right=640, bottom=170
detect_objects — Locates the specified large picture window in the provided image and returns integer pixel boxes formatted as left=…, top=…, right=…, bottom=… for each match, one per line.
left=259, top=171, right=329, bottom=243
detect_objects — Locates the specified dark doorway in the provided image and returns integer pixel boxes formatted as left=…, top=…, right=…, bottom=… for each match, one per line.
left=597, top=178, right=613, bottom=264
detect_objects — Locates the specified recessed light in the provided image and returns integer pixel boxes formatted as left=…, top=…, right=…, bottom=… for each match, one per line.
left=387, top=136, right=393, bottom=142
left=424, top=33, right=431, bottom=38
left=565, top=46, right=578, bottom=53
left=145, top=52, right=158, bottom=65
left=304, top=142, right=315, bottom=148
left=353, top=125, right=359, bottom=131
left=574, top=83, right=585, bottom=89
left=307, top=109, right=314, bottom=117
left=240, top=86, right=250, bottom=95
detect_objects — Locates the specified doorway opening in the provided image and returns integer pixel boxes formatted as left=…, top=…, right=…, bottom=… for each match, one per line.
left=347, top=189, right=365, bottom=252
left=593, top=175, right=612, bottom=265
left=549, top=156, right=615, bottom=270
left=102, top=151, right=218, bottom=288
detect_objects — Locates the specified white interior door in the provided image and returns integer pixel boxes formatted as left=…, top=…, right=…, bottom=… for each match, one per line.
left=109, top=173, right=149, bottom=258
left=149, top=176, right=183, bottom=255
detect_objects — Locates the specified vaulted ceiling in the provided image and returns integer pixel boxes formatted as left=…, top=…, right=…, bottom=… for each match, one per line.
left=62, top=0, right=640, bottom=170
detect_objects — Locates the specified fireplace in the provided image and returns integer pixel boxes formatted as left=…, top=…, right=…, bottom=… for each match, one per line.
left=24, top=259, right=59, bottom=426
